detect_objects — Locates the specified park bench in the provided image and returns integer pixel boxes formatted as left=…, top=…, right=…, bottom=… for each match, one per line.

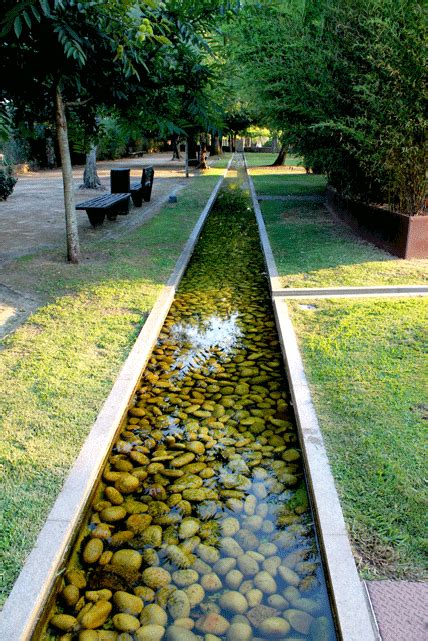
left=76, top=193, right=130, bottom=228
left=129, top=150, right=144, bottom=158
left=130, top=166, right=154, bottom=207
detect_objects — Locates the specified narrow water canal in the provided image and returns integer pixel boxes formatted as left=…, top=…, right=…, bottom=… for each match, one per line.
left=41, top=176, right=337, bottom=641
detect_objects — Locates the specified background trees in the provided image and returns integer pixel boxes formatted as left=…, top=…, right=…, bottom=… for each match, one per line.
left=227, top=0, right=427, bottom=213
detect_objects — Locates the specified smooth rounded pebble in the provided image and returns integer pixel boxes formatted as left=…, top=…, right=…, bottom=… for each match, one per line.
left=139, top=603, right=168, bottom=626
left=166, top=626, right=198, bottom=641
left=254, top=571, right=277, bottom=594
left=201, top=573, right=222, bottom=592
left=112, top=613, right=140, bottom=632
left=168, top=590, right=191, bottom=619
left=113, top=591, right=143, bottom=616
left=196, top=613, right=230, bottom=635
left=257, top=616, right=291, bottom=637
left=226, top=622, right=253, bottom=641
left=135, top=624, right=165, bottom=641
left=219, top=591, right=248, bottom=614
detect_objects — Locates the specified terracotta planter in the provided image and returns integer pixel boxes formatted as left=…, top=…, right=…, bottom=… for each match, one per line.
left=326, top=186, right=428, bottom=258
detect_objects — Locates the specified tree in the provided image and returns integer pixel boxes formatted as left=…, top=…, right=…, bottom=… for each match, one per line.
left=1, top=0, right=167, bottom=262
left=226, top=0, right=427, bottom=213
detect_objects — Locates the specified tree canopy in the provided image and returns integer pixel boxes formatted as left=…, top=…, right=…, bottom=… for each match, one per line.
left=226, top=0, right=427, bottom=213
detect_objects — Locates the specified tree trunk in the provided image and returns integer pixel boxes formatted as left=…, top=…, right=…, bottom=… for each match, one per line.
left=55, top=84, right=80, bottom=264
left=171, top=134, right=182, bottom=160
left=199, top=134, right=209, bottom=169
left=271, top=134, right=279, bottom=153
left=271, top=143, right=287, bottom=166
left=81, top=145, right=103, bottom=189
left=184, top=138, right=189, bottom=178
left=187, top=134, right=198, bottom=166
left=210, top=133, right=222, bottom=156
left=45, top=132, right=56, bottom=168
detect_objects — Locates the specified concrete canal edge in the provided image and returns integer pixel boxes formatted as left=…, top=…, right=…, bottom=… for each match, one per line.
left=272, top=285, right=428, bottom=299
left=0, top=158, right=233, bottom=641
left=244, top=156, right=380, bottom=641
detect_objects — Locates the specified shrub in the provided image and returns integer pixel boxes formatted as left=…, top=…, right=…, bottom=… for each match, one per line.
left=0, top=165, right=17, bottom=200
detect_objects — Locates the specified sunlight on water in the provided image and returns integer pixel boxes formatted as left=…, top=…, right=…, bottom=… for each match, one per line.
left=41, top=179, right=337, bottom=641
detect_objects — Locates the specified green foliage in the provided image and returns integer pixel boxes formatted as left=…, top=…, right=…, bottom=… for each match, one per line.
left=0, top=165, right=17, bottom=200
left=228, top=0, right=427, bottom=214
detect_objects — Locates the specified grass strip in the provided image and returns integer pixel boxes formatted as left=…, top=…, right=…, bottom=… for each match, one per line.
left=0, top=167, right=224, bottom=606
left=256, top=178, right=427, bottom=286
left=244, top=153, right=304, bottom=167
left=251, top=171, right=327, bottom=196
left=289, top=298, right=428, bottom=580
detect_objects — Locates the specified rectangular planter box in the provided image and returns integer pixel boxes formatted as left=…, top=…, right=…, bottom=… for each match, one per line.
left=326, top=186, right=428, bottom=259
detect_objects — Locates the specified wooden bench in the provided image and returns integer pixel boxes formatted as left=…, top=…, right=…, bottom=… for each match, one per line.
left=76, top=193, right=130, bottom=228
left=130, top=166, right=154, bottom=207
left=129, top=151, right=144, bottom=158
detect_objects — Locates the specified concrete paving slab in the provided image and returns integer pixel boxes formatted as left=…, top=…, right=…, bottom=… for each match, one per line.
left=366, top=581, right=427, bottom=641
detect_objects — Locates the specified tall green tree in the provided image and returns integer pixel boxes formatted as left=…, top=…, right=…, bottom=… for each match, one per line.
left=227, top=0, right=427, bottom=212
left=0, top=0, right=167, bottom=262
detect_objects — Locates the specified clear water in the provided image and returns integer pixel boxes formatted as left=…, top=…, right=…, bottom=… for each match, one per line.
left=42, top=179, right=337, bottom=641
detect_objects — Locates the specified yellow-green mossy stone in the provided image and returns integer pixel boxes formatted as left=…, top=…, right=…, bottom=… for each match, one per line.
left=134, top=624, right=165, bottom=641
left=112, top=613, right=140, bottom=632
left=140, top=603, right=168, bottom=626
left=80, top=600, right=113, bottom=629
left=111, top=549, right=143, bottom=571
left=178, top=518, right=200, bottom=539
left=83, top=538, right=104, bottom=564
left=140, top=525, right=163, bottom=547
left=113, top=591, right=143, bottom=616
left=50, top=614, right=77, bottom=632
left=141, top=567, right=172, bottom=589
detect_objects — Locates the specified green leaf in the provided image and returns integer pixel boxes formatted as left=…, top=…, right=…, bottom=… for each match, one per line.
left=30, top=5, right=41, bottom=22
left=22, top=10, right=32, bottom=29
left=153, top=34, right=172, bottom=45
left=13, top=16, right=22, bottom=38
left=39, top=0, right=51, bottom=15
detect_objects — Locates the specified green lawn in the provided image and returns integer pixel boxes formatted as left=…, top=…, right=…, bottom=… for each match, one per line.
left=244, top=152, right=304, bottom=167
left=261, top=199, right=428, bottom=287
left=0, top=168, right=224, bottom=606
left=289, top=298, right=428, bottom=579
left=252, top=172, right=327, bottom=196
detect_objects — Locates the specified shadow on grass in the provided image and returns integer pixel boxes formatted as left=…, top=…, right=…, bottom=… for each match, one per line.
left=261, top=199, right=428, bottom=287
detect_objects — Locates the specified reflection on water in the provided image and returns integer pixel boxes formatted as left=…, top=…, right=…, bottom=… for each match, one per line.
left=169, top=312, right=242, bottom=378
left=42, top=184, right=337, bottom=641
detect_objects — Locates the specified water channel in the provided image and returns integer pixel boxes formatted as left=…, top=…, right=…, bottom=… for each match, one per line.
left=40, top=171, right=337, bottom=641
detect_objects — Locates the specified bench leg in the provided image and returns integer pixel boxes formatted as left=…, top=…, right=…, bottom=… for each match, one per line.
left=116, top=200, right=130, bottom=215
left=86, top=210, right=105, bottom=228
left=143, top=185, right=153, bottom=202
left=131, top=190, right=143, bottom=207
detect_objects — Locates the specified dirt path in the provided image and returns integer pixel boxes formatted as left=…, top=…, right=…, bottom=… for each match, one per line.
left=0, top=153, right=194, bottom=338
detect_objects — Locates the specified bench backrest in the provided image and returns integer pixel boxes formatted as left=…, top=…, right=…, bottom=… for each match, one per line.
left=142, top=166, right=154, bottom=187
left=141, top=167, right=154, bottom=202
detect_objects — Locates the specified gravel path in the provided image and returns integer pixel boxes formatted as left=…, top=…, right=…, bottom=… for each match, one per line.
left=0, top=153, right=195, bottom=338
